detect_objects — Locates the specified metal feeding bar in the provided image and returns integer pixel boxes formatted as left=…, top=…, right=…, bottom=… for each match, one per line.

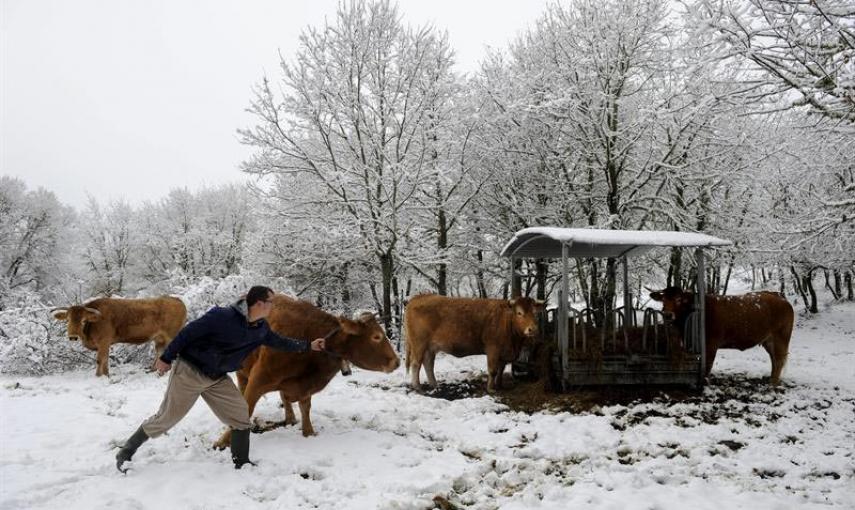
left=502, top=227, right=731, bottom=389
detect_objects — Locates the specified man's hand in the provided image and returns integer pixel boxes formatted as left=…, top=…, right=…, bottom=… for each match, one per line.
left=310, top=338, right=325, bottom=351
left=155, top=358, right=171, bottom=376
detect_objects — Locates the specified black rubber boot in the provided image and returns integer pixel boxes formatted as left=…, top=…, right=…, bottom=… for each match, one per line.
left=116, top=426, right=149, bottom=473
left=230, top=428, right=256, bottom=469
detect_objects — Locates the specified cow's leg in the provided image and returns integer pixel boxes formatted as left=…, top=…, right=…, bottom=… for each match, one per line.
left=486, top=351, right=500, bottom=393
left=763, top=336, right=789, bottom=385
left=96, top=343, right=110, bottom=377
left=281, top=391, right=298, bottom=426
left=152, top=334, right=169, bottom=370
left=298, top=397, right=315, bottom=437
left=704, top=345, right=718, bottom=379
left=423, top=350, right=438, bottom=388
left=236, top=372, right=249, bottom=394
left=762, top=341, right=779, bottom=384
left=774, top=333, right=791, bottom=384
left=408, top=342, right=426, bottom=389
left=494, top=362, right=506, bottom=390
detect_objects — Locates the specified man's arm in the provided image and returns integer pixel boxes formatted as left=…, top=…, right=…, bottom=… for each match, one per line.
left=262, top=327, right=326, bottom=353
left=160, top=308, right=218, bottom=363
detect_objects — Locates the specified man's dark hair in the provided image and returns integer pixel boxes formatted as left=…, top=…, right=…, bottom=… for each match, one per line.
left=246, top=286, right=274, bottom=307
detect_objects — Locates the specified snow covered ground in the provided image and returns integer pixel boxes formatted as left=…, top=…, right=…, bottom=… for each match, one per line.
left=2, top=302, right=854, bottom=510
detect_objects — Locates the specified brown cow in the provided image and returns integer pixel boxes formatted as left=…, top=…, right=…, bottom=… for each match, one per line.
left=404, top=294, right=544, bottom=392
left=213, top=295, right=399, bottom=448
left=51, top=296, right=187, bottom=377
left=649, top=287, right=794, bottom=384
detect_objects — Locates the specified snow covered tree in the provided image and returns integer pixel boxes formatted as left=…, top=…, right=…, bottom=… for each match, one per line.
left=696, top=0, right=855, bottom=124
left=137, top=184, right=254, bottom=284
left=473, top=0, right=757, bottom=308
left=240, top=0, right=458, bottom=331
left=80, top=198, right=137, bottom=296
left=0, top=177, right=75, bottom=307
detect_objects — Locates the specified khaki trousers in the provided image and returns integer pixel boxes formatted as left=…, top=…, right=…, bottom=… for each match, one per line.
left=141, top=358, right=251, bottom=438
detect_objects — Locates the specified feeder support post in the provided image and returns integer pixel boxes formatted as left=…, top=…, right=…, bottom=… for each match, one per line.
left=696, top=248, right=707, bottom=386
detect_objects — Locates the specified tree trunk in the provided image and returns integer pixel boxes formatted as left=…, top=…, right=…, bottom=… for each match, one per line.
left=790, top=266, right=809, bottom=311
left=475, top=249, right=487, bottom=298
left=576, top=259, right=589, bottom=307
left=803, top=270, right=818, bottom=314
left=368, top=282, right=382, bottom=313
left=723, top=259, right=734, bottom=295
left=392, top=275, right=402, bottom=349
left=535, top=259, right=547, bottom=302
left=340, top=263, right=351, bottom=314
left=824, top=270, right=840, bottom=300
left=833, top=270, right=842, bottom=299
left=846, top=271, right=854, bottom=301
left=510, top=258, right=522, bottom=298
left=587, top=259, right=600, bottom=315
left=436, top=208, right=448, bottom=296
left=667, top=248, right=682, bottom=288
left=379, top=253, right=394, bottom=335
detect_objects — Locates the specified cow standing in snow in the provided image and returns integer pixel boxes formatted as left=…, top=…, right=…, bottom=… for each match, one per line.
left=404, top=294, right=544, bottom=392
left=649, top=287, right=794, bottom=384
left=51, top=296, right=187, bottom=377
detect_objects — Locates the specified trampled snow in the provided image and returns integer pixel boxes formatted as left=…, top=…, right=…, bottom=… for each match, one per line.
left=2, top=303, right=854, bottom=510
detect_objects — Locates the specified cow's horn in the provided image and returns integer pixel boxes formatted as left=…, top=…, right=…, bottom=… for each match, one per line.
left=50, top=307, right=68, bottom=318
left=644, top=286, right=658, bottom=293
left=83, top=307, right=102, bottom=316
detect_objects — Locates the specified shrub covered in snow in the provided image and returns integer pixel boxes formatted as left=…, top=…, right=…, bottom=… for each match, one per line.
left=0, top=303, right=96, bottom=375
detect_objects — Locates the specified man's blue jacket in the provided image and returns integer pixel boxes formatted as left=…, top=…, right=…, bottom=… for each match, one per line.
left=160, top=300, right=308, bottom=379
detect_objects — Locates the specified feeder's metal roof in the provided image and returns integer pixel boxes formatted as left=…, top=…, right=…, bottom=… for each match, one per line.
left=501, top=227, right=732, bottom=259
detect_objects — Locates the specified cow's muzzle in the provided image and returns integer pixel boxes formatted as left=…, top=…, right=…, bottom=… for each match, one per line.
left=385, top=357, right=401, bottom=373
left=68, top=335, right=79, bottom=341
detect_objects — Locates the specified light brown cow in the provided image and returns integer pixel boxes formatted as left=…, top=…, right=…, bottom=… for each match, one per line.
left=649, top=287, right=794, bottom=384
left=213, top=295, right=399, bottom=448
left=404, top=294, right=544, bottom=392
left=51, top=296, right=187, bottom=377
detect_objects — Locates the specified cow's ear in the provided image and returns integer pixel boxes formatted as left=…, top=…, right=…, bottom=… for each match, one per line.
left=649, top=291, right=663, bottom=301
left=83, top=308, right=102, bottom=322
left=338, top=317, right=361, bottom=336
left=51, top=309, right=68, bottom=321
left=534, top=299, right=546, bottom=311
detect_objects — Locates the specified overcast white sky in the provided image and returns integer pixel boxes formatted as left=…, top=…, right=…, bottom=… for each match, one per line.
left=1, top=0, right=549, bottom=207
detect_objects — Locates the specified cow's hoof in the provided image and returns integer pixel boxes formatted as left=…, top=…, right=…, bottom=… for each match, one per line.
left=212, top=437, right=230, bottom=450
left=284, top=417, right=298, bottom=427
left=301, top=429, right=316, bottom=437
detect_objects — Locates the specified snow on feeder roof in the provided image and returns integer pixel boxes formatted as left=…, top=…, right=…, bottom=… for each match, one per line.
left=501, top=227, right=732, bottom=259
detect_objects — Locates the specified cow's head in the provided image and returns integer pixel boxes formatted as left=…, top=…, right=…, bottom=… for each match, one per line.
left=649, top=287, right=693, bottom=321
left=331, top=312, right=400, bottom=373
left=51, top=305, right=102, bottom=341
left=508, top=297, right=545, bottom=338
